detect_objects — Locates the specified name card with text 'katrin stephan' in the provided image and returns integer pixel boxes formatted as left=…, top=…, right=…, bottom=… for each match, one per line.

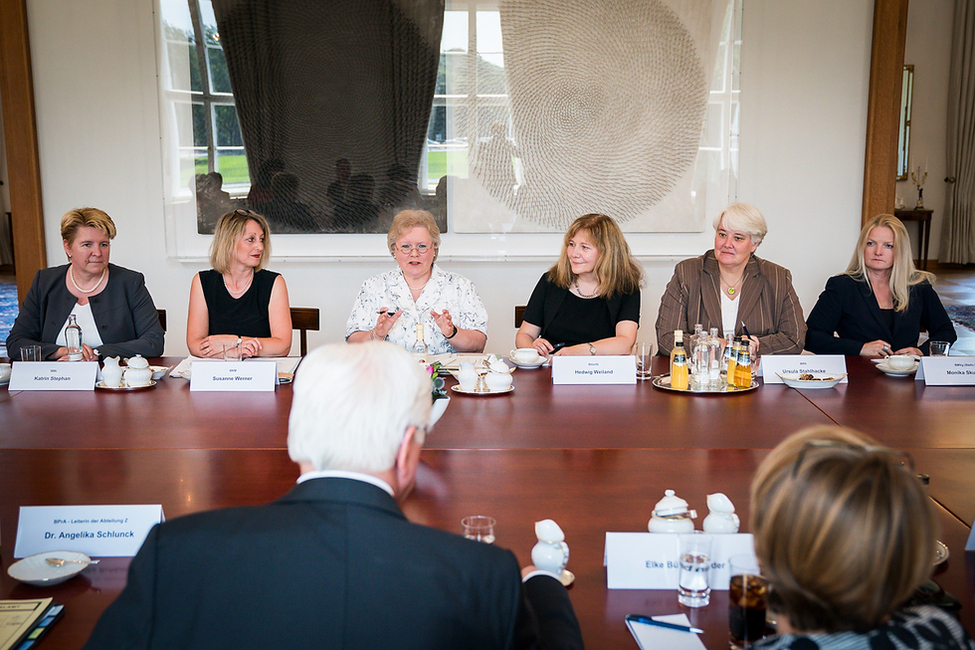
left=8, top=361, right=97, bottom=390
left=190, top=360, right=277, bottom=391
left=552, top=355, right=636, bottom=384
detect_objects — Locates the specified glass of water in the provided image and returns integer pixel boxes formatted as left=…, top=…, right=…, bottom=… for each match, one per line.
left=634, top=341, right=654, bottom=380
left=677, top=532, right=712, bottom=607
left=461, top=516, right=496, bottom=544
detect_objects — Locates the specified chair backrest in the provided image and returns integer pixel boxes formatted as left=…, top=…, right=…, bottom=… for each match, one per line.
left=514, top=305, right=526, bottom=328
left=290, top=307, right=320, bottom=356
left=157, top=309, right=167, bottom=332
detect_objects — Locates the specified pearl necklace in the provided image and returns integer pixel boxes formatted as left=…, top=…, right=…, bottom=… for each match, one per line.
left=70, top=267, right=107, bottom=294
left=224, top=273, right=253, bottom=297
left=573, top=280, right=599, bottom=298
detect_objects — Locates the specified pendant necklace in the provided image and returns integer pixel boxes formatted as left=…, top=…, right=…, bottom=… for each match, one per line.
left=70, top=267, right=107, bottom=294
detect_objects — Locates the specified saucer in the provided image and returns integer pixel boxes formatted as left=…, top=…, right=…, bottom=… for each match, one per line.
left=934, top=540, right=949, bottom=565
left=775, top=373, right=846, bottom=389
left=451, top=384, right=514, bottom=395
left=8, top=551, right=92, bottom=586
left=558, top=569, right=575, bottom=586
left=877, top=361, right=917, bottom=377
left=510, top=357, right=546, bottom=369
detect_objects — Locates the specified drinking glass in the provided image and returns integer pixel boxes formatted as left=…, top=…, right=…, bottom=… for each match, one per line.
left=677, top=532, right=712, bottom=607
left=19, top=345, right=42, bottom=361
left=929, top=340, right=950, bottom=356
left=634, top=341, right=653, bottom=380
left=729, top=554, right=769, bottom=649
left=461, top=515, right=496, bottom=544
left=223, top=341, right=243, bottom=361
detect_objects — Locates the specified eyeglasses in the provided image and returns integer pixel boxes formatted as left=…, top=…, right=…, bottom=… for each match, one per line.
left=234, top=208, right=257, bottom=218
left=397, top=243, right=432, bottom=255
left=792, top=440, right=915, bottom=478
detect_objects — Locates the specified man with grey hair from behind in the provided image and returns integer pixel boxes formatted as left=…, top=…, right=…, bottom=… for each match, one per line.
left=82, top=341, right=582, bottom=650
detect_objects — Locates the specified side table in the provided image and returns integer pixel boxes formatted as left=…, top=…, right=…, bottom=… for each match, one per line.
left=894, top=208, right=932, bottom=270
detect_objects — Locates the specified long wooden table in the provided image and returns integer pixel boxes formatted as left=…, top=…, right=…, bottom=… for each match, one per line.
left=1, top=356, right=972, bottom=649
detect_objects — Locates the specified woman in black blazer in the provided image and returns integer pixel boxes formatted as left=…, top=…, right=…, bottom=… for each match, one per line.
left=805, top=214, right=955, bottom=357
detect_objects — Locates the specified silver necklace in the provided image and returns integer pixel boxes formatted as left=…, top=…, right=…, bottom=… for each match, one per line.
left=573, top=280, right=599, bottom=298
left=70, top=267, right=107, bottom=294
left=224, top=273, right=253, bottom=297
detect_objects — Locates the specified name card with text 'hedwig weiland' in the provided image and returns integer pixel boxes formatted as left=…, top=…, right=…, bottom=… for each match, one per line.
left=920, top=357, right=975, bottom=385
left=760, top=355, right=848, bottom=384
left=604, top=532, right=756, bottom=589
left=14, top=504, right=165, bottom=558
left=190, top=360, right=277, bottom=391
left=8, top=361, right=98, bottom=391
left=552, top=355, right=636, bottom=384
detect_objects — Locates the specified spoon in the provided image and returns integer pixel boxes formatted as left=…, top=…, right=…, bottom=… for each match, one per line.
left=46, top=557, right=99, bottom=567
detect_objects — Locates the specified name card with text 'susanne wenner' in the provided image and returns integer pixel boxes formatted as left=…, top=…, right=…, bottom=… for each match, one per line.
left=190, top=360, right=277, bottom=391
left=604, top=532, right=756, bottom=589
left=551, top=355, right=636, bottom=384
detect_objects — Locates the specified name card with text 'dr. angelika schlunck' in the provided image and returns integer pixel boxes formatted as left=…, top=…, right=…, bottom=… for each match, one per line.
left=920, top=357, right=975, bottom=385
left=190, top=360, right=277, bottom=391
left=604, top=532, right=756, bottom=589
left=14, top=504, right=165, bottom=558
left=760, top=355, right=848, bottom=384
left=552, top=355, right=636, bottom=384
left=8, top=361, right=98, bottom=391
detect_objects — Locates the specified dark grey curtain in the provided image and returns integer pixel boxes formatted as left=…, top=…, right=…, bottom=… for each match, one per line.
left=212, top=0, right=444, bottom=233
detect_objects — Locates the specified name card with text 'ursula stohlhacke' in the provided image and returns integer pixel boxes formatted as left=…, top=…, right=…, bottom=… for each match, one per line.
left=552, top=355, right=636, bottom=384
left=14, top=504, right=165, bottom=558
left=603, top=532, right=756, bottom=589
left=190, top=360, right=277, bottom=391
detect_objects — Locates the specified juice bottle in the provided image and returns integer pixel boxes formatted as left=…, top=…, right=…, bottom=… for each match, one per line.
left=671, top=330, right=689, bottom=390
left=670, top=329, right=683, bottom=366
left=726, top=336, right=740, bottom=386
left=734, top=340, right=752, bottom=388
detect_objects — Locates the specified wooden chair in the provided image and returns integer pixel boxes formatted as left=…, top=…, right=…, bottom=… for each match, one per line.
left=156, top=309, right=167, bottom=332
left=291, top=307, right=320, bottom=356
left=514, top=305, right=526, bottom=328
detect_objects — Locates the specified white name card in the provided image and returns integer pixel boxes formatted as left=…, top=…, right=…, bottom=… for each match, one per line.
left=14, top=504, right=165, bottom=558
left=604, top=532, right=755, bottom=589
left=552, top=355, right=636, bottom=384
left=8, top=361, right=98, bottom=390
left=190, top=360, right=277, bottom=391
left=760, top=355, right=848, bottom=384
left=920, top=357, right=975, bottom=385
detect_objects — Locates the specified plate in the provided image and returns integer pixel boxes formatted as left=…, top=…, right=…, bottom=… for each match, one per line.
left=96, top=379, right=157, bottom=391
left=775, top=373, right=847, bottom=389
left=876, top=361, right=918, bottom=377
left=934, top=540, right=949, bottom=565
left=652, top=373, right=758, bottom=393
left=8, top=551, right=92, bottom=586
left=450, top=384, right=514, bottom=395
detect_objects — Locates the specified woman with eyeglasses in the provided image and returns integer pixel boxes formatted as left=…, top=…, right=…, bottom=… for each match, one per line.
left=346, top=209, right=487, bottom=353
left=749, top=425, right=973, bottom=650
left=515, top=213, right=643, bottom=356
left=186, top=210, right=292, bottom=358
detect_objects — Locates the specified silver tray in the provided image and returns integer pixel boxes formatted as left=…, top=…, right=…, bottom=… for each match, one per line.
left=652, top=373, right=758, bottom=394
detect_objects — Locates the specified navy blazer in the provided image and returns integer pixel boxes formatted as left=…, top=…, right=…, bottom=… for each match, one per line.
left=805, top=274, right=956, bottom=355
left=5, top=263, right=164, bottom=360
left=82, top=478, right=582, bottom=650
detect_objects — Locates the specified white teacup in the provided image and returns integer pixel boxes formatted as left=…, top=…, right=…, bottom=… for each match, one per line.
left=887, top=355, right=915, bottom=370
left=511, top=348, right=541, bottom=364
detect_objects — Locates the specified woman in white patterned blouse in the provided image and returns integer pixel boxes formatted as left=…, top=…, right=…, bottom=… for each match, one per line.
left=346, top=210, right=487, bottom=354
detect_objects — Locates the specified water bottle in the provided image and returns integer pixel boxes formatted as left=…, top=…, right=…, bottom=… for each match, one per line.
left=708, top=328, right=722, bottom=388
left=65, top=314, right=83, bottom=361
left=412, top=323, right=428, bottom=362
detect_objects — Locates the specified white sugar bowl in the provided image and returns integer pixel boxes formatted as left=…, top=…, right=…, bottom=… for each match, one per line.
left=123, top=355, right=153, bottom=387
left=484, top=371, right=512, bottom=392
left=648, top=489, right=697, bottom=533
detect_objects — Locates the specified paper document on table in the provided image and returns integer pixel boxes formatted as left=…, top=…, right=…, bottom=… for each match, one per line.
left=626, top=613, right=706, bottom=650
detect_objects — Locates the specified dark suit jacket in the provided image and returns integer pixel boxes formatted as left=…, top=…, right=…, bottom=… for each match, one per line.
left=655, top=251, right=806, bottom=355
left=82, top=478, right=583, bottom=650
left=805, top=274, right=956, bottom=355
left=5, top=263, right=164, bottom=360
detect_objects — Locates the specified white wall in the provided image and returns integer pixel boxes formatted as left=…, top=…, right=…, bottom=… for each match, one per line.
left=25, top=0, right=873, bottom=357
left=899, top=0, right=953, bottom=260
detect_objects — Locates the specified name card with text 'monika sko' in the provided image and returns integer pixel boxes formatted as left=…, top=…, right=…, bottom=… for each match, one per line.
left=760, top=355, right=848, bottom=384
left=920, top=357, right=975, bottom=385
left=190, top=360, right=277, bottom=391
left=8, top=361, right=98, bottom=390
left=604, top=532, right=756, bottom=589
left=14, top=504, right=165, bottom=558
left=552, top=355, right=636, bottom=384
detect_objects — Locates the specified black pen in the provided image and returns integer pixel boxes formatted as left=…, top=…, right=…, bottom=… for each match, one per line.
left=625, top=614, right=704, bottom=634
left=741, top=322, right=751, bottom=339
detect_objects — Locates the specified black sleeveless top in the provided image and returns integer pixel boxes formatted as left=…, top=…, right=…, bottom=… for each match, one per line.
left=199, top=269, right=279, bottom=338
